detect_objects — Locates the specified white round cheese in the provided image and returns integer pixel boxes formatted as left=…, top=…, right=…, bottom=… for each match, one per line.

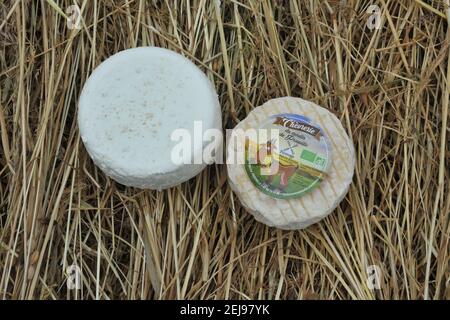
left=78, top=47, right=221, bottom=189
left=227, top=97, right=355, bottom=230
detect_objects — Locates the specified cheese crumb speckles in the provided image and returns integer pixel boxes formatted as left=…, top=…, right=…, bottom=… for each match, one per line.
left=227, top=97, right=355, bottom=230
left=78, top=47, right=222, bottom=189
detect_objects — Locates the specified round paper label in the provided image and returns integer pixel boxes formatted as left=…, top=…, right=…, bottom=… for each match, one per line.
left=244, top=114, right=331, bottom=199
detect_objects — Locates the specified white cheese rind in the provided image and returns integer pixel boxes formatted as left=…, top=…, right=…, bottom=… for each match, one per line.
left=227, top=97, right=355, bottom=230
left=78, top=47, right=222, bottom=189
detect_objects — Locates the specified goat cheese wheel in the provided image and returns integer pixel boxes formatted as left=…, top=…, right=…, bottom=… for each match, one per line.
left=78, top=47, right=222, bottom=189
left=227, top=97, right=355, bottom=230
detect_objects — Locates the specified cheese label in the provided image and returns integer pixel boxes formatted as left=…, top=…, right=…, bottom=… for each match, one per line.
left=244, top=114, right=331, bottom=199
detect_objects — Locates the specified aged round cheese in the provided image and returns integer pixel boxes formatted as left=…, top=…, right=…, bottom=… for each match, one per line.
left=227, top=97, right=355, bottom=230
left=78, top=47, right=221, bottom=189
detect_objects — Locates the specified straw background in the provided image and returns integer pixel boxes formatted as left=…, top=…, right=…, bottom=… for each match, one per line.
left=0, top=0, right=449, bottom=299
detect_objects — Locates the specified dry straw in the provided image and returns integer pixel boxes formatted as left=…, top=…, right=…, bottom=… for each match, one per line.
left=0, top=0, right=449, bottom=299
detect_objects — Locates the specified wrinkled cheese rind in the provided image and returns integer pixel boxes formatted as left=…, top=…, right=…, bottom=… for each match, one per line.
left=227, top=97, right=355, bottom=230
left=78, top=47, right=221, bottom=189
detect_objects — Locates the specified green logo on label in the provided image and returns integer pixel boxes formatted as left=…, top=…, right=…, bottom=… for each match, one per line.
left=301, top=149, right=317, bottom=162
